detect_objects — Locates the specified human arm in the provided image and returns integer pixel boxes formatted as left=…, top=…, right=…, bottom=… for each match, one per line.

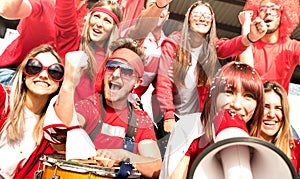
left=96, top=140, right=162, bottom=178
left=217, top=16, right=267, bottom=59
left=126, top=0, right=172, bottom=39
left=170, top=155, right=190, bottom=179
left=0, top=0, right=31, bottom=19
left=236, top=10, right=254, bottom=67
left=155, top=36, right=178, bottom=132
left=54, top=51, right=88, bottom=126
left=55, top=0, right=81, bottom=58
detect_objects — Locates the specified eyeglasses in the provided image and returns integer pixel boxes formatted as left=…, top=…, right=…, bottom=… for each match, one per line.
left=258, top=5, right=281, bottom=16
left=105, top=60, right=136, bottom=78
left=24, top=58, right=64, bottom=82
left=191, top=12, right=213, bottom=21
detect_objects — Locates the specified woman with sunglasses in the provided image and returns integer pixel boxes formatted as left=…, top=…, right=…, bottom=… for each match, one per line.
left=160, top=61, right=264, bottom=178
left=0, top=0, right=88, bottom=85
left=0, top=44, right=65, bottom=178
left=253, top=81, right=300, bottom=175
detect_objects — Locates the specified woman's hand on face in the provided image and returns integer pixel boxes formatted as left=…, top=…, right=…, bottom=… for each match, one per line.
left=64, top=51, right=88, bottom=87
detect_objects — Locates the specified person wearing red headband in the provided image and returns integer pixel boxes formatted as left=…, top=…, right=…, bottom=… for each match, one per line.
left=44, top=38, right=162, bottom=178
left=238, top=0, right=300, bottom=93
left=0, top=0, right=88, bottom=86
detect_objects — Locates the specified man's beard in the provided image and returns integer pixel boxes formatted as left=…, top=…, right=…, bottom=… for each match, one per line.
left=266, top=24, right=280, bottom=34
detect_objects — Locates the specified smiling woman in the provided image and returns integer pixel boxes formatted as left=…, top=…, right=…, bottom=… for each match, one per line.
left=0, top=44, right=64, bottom=178
left=255, top=81, right=300, bottom=174
left=160, top=61, right=265, bottom=179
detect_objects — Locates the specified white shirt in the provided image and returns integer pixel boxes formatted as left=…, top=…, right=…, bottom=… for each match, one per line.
left=0, top=107, right=38, bottom=179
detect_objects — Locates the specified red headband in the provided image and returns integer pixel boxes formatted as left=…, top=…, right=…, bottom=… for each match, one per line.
left=91, top=7, right=120, bottom=26
left=107, top=48, right=144, bottom=78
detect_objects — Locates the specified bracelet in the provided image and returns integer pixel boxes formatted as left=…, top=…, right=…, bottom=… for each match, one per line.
left=155, top=1, right=168, bottom=9
left=246, top=33, right=256, bottom=43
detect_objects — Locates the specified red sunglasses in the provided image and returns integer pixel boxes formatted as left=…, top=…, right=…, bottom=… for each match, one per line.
left=24, top=58, right=64, bottom=82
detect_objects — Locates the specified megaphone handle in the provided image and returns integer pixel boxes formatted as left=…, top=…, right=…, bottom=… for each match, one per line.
left=219, top=145, right=253, bottom=179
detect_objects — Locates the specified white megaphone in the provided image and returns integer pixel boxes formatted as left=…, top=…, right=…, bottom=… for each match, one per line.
left=188, top=137, right=297, bottom=179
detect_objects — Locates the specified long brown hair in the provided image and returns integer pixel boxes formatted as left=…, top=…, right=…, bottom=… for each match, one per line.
left=201, top=62, right=264, bottom=141
left=173, top=1, right=219, bottom=88
left=262, top=81, right=293, bottom=158
left=80, top=0, right=123, bottom=80
left=0, top=45, right=62, bottom=146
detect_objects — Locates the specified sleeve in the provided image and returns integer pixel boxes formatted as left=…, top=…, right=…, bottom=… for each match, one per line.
left=43, top=96, right=81, bottom=144
left=216, top=36, right=248, bottom=59
left=135, top=111, right=157, bottom=142
left=155, top=37, right=178, bottom=120
left=55, top=0, right=81, bottom=59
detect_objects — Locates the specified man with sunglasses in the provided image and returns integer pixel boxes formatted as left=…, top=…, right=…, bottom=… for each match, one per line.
left=237, top=0, right=300, bottom=94
left=44, top=38, right=162, bottom=178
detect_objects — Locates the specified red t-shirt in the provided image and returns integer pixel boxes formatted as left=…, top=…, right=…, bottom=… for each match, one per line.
left=0, top=0, right=55, bottom=67
left=75, top=94, right=157, bottom=153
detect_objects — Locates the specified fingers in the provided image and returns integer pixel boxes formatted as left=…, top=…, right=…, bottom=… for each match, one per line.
left=164, top=119, right=176, bottom=133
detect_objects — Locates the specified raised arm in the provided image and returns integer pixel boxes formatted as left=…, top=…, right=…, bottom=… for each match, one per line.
left=126, top=0, right=172, bottom=39
left=0, top=0, right=32, bottom=19
left=54, top=51, right=88, bottom=126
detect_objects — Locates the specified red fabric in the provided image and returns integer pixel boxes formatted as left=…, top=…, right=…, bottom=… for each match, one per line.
left=213, top=109, right=249, bottom=136
left=251, top=37, right=300, bottom=92
left=75, top=94, right=156, bottom=153
left=0, top=0, right=55, bottom=68
left=0, top=84, right=8, bottom=129
left=74, top=49, right=106, bottom=102
left=216, top=35, right=248, bottom=59
left=291, top=139, right=300, bottom=174
left=13, top=138, right=54, bottom=179
left=118, top=0, right=144, bottom=33
left=185, top=137, right=209, bottom=172
left=54, top=0, right=107, bottom=102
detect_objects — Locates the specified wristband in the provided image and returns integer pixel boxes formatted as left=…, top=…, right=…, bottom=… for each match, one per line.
left=246, top=33, right=256, bottom=43
left=155, top=1, right=168, bottom=9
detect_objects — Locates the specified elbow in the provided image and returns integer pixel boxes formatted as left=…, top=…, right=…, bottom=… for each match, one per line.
left=137, top=159, right=162, bottom=179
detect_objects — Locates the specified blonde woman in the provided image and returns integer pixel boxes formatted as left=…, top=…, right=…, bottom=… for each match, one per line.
left=0, top=45, right=64, bottom=178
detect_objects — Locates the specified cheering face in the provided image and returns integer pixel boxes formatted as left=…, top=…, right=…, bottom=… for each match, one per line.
left=189, top=5, right=213, bottom=36
left=24, top=52, right=62, bottom=97
left=261, top=91, right=282, bottom=140
left=258, top=1, right=281, bottom=34
left=88, top=6, right=115, bottom=47
left=215, top=84, right=257, bottom=123
left=103, top=60, right=139, bottom=106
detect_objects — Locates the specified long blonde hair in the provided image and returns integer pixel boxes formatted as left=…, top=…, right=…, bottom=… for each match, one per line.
left=173, top=1, right=219, bottom=88
left=80, top=0, right=122, bottom=80
left=0, top=45, right=62, bottom=146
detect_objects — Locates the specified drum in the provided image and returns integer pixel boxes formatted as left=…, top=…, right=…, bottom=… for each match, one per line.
left=39, top=154, right=141, bottom=179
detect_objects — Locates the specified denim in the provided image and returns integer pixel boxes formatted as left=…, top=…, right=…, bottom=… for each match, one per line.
left=0, top=67, right=16, bottom=85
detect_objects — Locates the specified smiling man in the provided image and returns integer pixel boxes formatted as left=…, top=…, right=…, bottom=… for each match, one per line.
left=240, top=0, right=300, bottom=93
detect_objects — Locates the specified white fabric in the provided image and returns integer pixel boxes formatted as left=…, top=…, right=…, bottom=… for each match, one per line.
left=215, top=127, right=249, bottom=142
left=44, top=96, right=96, bottom=161
left=101, top=123, right=126, bottom=138
left=160, top=113, right=204, bottom=179
left=0, top=107, right=38, bottom=179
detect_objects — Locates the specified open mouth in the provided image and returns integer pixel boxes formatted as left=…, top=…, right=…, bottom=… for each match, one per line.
left=109, top=81, right=121, bottom=91
left=34, top=81, right=50, bottom=88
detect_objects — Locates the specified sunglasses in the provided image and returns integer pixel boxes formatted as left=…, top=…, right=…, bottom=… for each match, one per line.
left=258, top=5, right=281, bottom=16
left=105, top=60, right=135, bottom=78
left=24, top=58, right=64, bottom=82
left=191, top=12, right=213, bottom=21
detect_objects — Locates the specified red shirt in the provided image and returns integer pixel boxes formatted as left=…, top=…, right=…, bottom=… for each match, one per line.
left=75, top=94, right=157, bottom=153
left=0, top=0, right=55, bottom=67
